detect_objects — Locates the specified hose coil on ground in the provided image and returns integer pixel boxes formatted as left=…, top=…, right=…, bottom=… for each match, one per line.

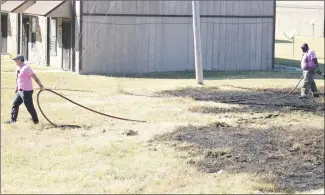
left=36, top=89, right=147, bottom=128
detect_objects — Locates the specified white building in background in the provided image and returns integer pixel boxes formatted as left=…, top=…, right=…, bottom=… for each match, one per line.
left=276, top=1, right=324, bottom=38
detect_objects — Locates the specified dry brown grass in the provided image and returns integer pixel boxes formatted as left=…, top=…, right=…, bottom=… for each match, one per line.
left=1, top=61, right=324, bottom=194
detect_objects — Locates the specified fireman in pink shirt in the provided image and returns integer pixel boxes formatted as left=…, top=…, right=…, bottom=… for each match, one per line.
left=5, top=55, right=45, bottom=124
left=299, top=43, right=321, bottom=98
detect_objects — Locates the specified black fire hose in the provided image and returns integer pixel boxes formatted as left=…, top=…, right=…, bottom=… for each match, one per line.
left=36, top=89, right=146, bottom=128
left=270, top=74, right=304, bottom=99
left=36, top=75, right=305, bottom=128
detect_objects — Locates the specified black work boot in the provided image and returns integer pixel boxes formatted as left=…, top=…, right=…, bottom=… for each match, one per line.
left=312, top=92, right=320, bottom=98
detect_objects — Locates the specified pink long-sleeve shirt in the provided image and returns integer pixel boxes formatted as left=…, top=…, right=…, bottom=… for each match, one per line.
left=16, top=64, right=34, bottom=91
left=301, top=49, right=317, bottom=70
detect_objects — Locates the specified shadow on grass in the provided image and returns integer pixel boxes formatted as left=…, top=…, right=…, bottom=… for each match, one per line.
left=275, top=39, right=293, bottom=43
left=81, top=70, right=305, bottom=80
left=152, top=122, right=324, bottom=193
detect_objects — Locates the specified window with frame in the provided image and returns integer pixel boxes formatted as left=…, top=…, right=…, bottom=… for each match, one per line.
left=49, top=18, right=57, bottom=56
left=31, top=17, right=37, bottom=50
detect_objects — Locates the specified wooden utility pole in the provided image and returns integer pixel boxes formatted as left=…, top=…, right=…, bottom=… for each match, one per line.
left=191, top=0, right=204, bottom=85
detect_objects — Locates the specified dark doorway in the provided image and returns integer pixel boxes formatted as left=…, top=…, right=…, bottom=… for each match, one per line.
left=22, top=16, right=29, bottom=60
left=1, top=14, right=8, bottom=54
left=62, top=20, right=71, bottom=71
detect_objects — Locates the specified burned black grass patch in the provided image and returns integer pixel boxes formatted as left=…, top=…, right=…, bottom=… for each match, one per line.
left=152, top=122, right=324, bottom=193
left=157, top=86, right=324, bottom=114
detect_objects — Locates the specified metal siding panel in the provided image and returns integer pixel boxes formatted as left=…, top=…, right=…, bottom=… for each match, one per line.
left=251, top=1, right=258, bottom=16
left=148, top=17, right=156, bottom=72
left=122, top=17, right=130, bottom=73
left=212, top=18, right=220, bottom=70
left=237, top=19, right=246, bottom=70
left=84, top=16, right=90, bottom=73
left=267, top=19, right=273, bottom=70
left=250, top=19, right=258, bottom=70
left=233, top=0, right=239, bottom=16
left=129, top=1, right=136, bottom=14
left=214, top=0, right=221, bottom=16
left=201, top=17, right=208, bottom=70
left=136, top=0, right=143, bottom=15
left=162, top=1, right=169, bottom=15
left=107, top=16, right=116, bottom=73
left=181, top=17, right=189, bottom=70
left=199, top=0, right=206, bottom=15
left=122, top=0, right=130, bottom=15
left=169, top=1, right=176, bottom=15
left=135, top=16, right=143, bottom=73
left=237, top=0, right=245, bottom=16
left=220, top=1, right=226, bottom=15
left=115, top=1, right=123, bottom=14
left=79, top=0, right=276, bottom=74
left=256, top=18, right=263, bottom=70
left=187, top=17, right=194, bottom=71
left=88, top=16, right=95, bottom=73
left=163, top=18, right=174, bottom=71
left=81, top=16, right=88, bottom=72
left=129, top=16, right=137, bottom=73
left=206, top=17, right=214, bottom=70
left=233, top=18, right=240, bottom=71
left=144, top=17, right=150, bottom=73
left=226, top=1, right=232, bottom=16
left=98, top=16, right=104, bottom=73
left=99, top=17, right=106, bottom=73
left=227, top=19, right=234, bottom=71
left=225, top=19, right=233, bottom=71
left=261, top=18, right=269, bottom=70
left=174, top=1, right=183, bottom=15
left=218, top=18, right=226, bottom=71
left=154, top=17, right=162, bottom=72
left=160, top=20, right=167, bottom=71
left=84, top=0, right=275, bottom=16
left=263, top=0, right=274, bottom=16
left=94, top=0, right=100, bottom=13
left=115, top=17, right=122, bottom=73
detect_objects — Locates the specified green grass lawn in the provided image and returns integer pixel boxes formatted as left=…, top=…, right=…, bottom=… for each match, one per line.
left=1, top=59, right=324, bottom=194
left=275, top=36, right=325, bottom=72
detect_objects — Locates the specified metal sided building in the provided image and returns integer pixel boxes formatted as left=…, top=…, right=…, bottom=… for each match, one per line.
left=78, top=0, right=275, bottom=74
left=276, top=1, right=325, bottom=38
left=1, top=0, right=276, bottom=74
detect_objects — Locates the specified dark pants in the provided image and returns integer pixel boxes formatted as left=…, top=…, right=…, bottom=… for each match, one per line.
left=11, top=90, right=39, bottom=123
